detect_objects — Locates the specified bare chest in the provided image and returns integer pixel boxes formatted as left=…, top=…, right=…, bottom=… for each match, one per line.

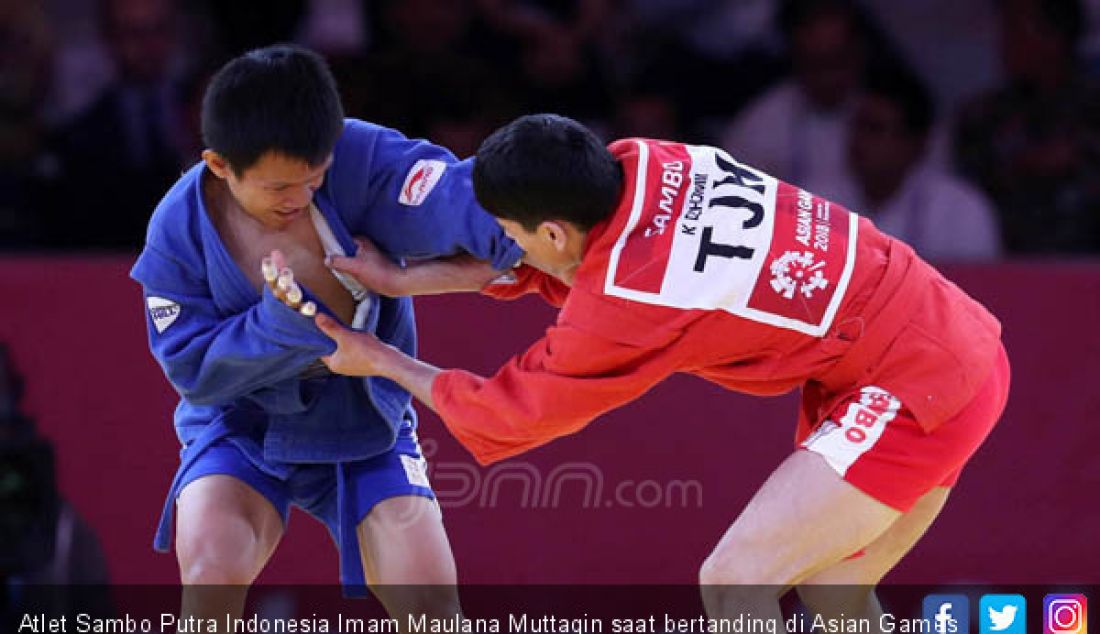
left=217, top=212, right=357, bottom=324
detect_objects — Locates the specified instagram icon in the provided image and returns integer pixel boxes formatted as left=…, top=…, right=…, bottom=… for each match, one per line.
left=1045, top=595, right=1088, bottom=634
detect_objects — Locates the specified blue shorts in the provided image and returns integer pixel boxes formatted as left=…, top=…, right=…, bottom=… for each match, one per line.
left=168, top=422, right=434, bottom=596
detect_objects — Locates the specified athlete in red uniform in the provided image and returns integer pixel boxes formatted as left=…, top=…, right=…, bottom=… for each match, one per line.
left=305, top=114, right=1010, bottom=621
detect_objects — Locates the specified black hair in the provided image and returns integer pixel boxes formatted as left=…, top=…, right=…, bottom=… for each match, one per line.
left=201, top=44, right=344, bottom=174
left=863, top=65, right=935, bottom=136
left=473, top=114, right=622, bottom=232
left=777, top=0, right=911, bottom=75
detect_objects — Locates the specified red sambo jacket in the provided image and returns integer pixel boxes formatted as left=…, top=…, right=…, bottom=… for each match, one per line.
left=433, top=139, right=1003, bottom=465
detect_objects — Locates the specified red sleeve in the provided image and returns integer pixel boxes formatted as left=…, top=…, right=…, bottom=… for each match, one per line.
left=431, top=320, right=681, bottom=465
left=479, top=264, right=571, bottom=308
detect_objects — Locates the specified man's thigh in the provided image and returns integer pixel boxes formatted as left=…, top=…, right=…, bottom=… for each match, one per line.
left=357, top=495, right=456, bottom=586
left=347, top=428, right=453, bottom=586
left=298, top=425, right=452, bottom=586
left=175, top=473, right=286, bottom=581
left=801, top=486, right=949, bottom=586
left=702, top=450, right=902, bottom=587
left=800, top=347, right=1009, bottom=512
left=794, top=487, right=950, bottom=621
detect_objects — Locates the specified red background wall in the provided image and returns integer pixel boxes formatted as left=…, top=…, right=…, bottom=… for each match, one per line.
left=1, top=257, right=1097, bottom=586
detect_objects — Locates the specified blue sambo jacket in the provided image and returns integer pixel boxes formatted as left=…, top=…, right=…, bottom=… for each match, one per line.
left=130, top=120, right=521, bottom=565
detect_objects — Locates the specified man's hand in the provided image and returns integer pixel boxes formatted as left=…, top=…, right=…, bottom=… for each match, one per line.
left=262, top=249, right=318, bottom=316
left=325, top=237, right=404, bottom=296
left=327, top=236, right=516, bottom=296
left=313, top=312, right=392, bottom=377
left=314, top=312, right=443, bottom=410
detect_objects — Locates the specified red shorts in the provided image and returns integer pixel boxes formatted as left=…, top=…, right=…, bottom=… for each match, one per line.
left=797, top=343, right=1011, bottom=512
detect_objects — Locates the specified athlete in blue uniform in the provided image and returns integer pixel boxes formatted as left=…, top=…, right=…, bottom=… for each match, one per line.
left=130, top=45, right=521, bottom=620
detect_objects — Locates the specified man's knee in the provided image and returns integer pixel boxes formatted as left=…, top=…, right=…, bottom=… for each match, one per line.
left=699, top=538, right=799, bottom=586
left=699, top=517, right=822, bottom=585
left=363, top=537, right=458, bottom=587
left=176, top=523, right=267, bottom=585
left=405, top=552, right=458, bottom=586
left=700, top=552, right=744, bottom=586
left=374, top=586, right=461, bottom=619
left=178, top=555, right=254, bottom=586
left=797, top=585, right=878, bottom=618
left=176, top=509, right=278, bottom=585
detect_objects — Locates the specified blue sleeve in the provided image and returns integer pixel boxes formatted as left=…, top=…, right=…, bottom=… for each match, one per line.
left=132, top=244, right=336, bottom=407
left=325, top=120, right=524, bottom=269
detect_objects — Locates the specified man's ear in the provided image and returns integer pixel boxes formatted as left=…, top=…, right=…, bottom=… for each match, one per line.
left=202, top=150, right=231, bottom=180
left=538, top=220, right=570, bottom=252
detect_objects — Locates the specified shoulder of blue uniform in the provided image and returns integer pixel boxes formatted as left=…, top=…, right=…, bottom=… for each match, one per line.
left=337, top=117, right=458, bottom=162
left=130, top=163, right=207, bottom=284
left=331, top=118, right=394, bottom=158
left=492, top=234, right=525, bottom=271
left=342, top=117, right=386, bottom=135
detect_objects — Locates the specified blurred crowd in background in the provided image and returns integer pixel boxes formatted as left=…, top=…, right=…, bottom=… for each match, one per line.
left=2, top=0, right=1099, bottom=258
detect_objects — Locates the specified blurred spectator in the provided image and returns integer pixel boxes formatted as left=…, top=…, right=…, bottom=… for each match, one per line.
left=42, top=0, right=116, bottom=125
left=423, top=92, right=511, bottom=159
left=859, top=0, right=1000, bottom=115
left=842, top=68, right=1002, bottom=261
left=50, top=0, right=188, bottom=250
left=173, top=67, right=215, bottom=168
left=610, top=87, right=683, bottom=142
left=1083, top=0, right=1100, bottom=75
left=15, top=0, right=1100, bottom=258
left=629, top=0, right=779, bottom=65
left=0, top=2, right=60, bottom=249
left=955, top=0, right=1100, bottom=255
left=613, top=0, right=785, bottom=129
left=298, top=0, right=369, bottom=57
left=1, top=344, right=111, bottom=616
left=201, top=0, right=307, bottom=57
left=720, top=0, right=872, bottom=201
left=475, top=0, right=614, bottom=121
left=342, top=0, right=513, bottom=153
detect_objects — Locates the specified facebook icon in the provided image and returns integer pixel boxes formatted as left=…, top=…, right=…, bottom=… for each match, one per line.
left=924, top=595, right=971, bottom=634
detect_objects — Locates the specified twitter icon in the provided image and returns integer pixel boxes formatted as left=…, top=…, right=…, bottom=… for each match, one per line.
left=982, top=595, right=1027, bottom=634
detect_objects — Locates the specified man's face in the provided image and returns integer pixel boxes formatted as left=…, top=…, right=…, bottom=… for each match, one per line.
left=1000, top=0, right=1070, bottom=84
left=792, top=13, right=862, bottom=111
left=221, top=152, right=332, bottom=229
left=848, top=95, right=921, bottom=190
left=495, top=217, right=582, bottom=282
left=105, top=0, right=176, bottom=84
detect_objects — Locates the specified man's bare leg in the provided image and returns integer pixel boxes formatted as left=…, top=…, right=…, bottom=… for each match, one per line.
left=175, top=475, right=284, bottom=631
left=794, top=487, right=950, bottom=633
left=357, top=496, right=461, bottom=630
left=699, top=451, right=902, bottom=627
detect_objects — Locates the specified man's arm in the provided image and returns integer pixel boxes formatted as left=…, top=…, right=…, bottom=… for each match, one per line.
left=325, top=236, right=516, bottom=296
left=327, top=237, right=570, bottom=306
left=478, top=263, right=572, bottom=306
left=315, top=313, right=441, bottom=408
left=326, top=120, right=524, bottom=270
left=313, top=307, right=680, bottom=465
